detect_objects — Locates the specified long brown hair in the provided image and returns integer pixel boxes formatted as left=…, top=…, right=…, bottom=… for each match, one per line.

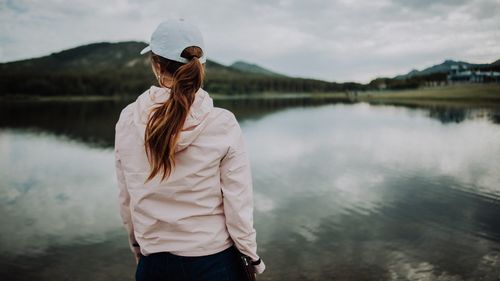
left=144, top=46, right=205, bottom=182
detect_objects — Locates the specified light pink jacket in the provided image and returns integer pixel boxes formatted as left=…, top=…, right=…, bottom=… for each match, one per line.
left=114, top=85, right=265, bottom=273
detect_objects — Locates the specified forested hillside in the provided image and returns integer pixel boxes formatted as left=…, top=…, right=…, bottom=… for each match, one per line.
left=0, top=41, right=365, bottom=97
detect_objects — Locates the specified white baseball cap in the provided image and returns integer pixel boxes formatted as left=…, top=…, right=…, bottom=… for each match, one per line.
left=140, top=19, right=206, bottom=64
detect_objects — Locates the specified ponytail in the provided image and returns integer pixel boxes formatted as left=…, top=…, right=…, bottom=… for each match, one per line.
left=144, top=47, right=205, bottom=182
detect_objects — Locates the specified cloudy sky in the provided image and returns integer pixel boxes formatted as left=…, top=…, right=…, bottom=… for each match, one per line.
left=1, top=0, right=499, bottom=82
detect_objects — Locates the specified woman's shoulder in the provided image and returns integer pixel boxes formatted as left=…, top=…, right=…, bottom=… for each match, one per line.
left=207, top=107, right=244, bottom=148
left=115, top=102, right=135, bottom=129
left=116, top=87, right=152, bottom=128
left=210, top=107, right=240, bottom=129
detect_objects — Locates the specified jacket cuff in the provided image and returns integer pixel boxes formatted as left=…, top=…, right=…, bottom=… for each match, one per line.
left=130, top=243, right=141, bottom=255
left=254, top=259, right=266, bottom=274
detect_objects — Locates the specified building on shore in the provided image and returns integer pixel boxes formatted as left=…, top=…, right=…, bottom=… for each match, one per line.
left=447, top=65, right=500, bottom=83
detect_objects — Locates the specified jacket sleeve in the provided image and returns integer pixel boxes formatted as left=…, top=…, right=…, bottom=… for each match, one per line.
left=115, top=123, right=141, bottom=256
left=220, top=119, right=266, bottom=274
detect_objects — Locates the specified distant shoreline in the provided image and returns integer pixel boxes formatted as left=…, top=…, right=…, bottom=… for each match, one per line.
left=0, top=91, right=350, bottom=102
left=2, top=84, right=500, bottom=106
left=357, top=84, right=500, bottom=107
left=0, top=95, right=127, bottom=102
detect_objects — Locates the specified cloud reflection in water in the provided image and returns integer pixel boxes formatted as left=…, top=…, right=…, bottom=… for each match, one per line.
left=244, top=103, right=500, bottom=280
left=0, top=130, right=121, bottom=256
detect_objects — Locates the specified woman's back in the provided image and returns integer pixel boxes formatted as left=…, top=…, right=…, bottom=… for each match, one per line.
left=116, top=85, right=252, bottom=256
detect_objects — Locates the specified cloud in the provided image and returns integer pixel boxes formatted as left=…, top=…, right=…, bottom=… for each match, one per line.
left=0, top=0, right=499, bottom=82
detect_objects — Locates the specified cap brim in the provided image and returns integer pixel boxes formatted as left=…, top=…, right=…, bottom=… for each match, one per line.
left=140, top=46, right=151, bottom=55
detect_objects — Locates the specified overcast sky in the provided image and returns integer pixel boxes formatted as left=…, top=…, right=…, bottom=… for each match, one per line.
left=1, top=0, right=499, bottom=82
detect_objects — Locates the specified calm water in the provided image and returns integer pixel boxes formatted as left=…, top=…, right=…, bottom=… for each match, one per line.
left=1, top=97, right=500, bottom=281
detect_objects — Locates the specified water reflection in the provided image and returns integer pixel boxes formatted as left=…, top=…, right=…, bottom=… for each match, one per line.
left=0, top=100, right=128, bottom=147
left=2, top=98, right=499, bottom=148
left=0, top=131, right=120, bottom=256
left=246, top=103, right=500, bottom=280
left=0, top=96, right=350, bottom=147
left=1, top=99, right=500, bottom=281
left=426, top=106, right=500, bottom=124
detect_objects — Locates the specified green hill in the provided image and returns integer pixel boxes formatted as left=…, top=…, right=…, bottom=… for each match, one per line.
left=230, top=60, right=284, bottom=77
left=0, top=41, right=364, bottom=98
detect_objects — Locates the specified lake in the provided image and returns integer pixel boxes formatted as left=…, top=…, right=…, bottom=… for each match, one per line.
left=1, top=96, right=500, bottom=281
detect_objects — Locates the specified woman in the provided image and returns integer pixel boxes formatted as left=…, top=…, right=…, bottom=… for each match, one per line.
left=114, top=19, right=265, bottom=280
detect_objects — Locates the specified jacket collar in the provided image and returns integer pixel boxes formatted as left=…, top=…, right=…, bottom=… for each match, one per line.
left=146, top=85, right=214, bottom=129
left=133, top=85, right=214, bottom=152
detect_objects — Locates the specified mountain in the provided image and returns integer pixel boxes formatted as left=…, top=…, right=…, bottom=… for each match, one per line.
left=394, top=59, right=494, bottom=80
left=230, top=61, right=284, bottom=77
left=0, top=41, right=365, bottom=97
left=368, top=59, right=500, bottom=90
left=0, top=41, right=238, bottom=76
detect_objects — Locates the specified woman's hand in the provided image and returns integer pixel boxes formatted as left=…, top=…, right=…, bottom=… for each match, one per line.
left=135, top=252, right=141, bottom=264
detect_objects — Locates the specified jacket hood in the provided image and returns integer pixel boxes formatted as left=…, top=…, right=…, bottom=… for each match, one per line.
left=132, top=85, right=214, bottom=152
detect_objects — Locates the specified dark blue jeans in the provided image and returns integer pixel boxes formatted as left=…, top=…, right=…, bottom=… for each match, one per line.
left=135, top=245, right=246, bottom=281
